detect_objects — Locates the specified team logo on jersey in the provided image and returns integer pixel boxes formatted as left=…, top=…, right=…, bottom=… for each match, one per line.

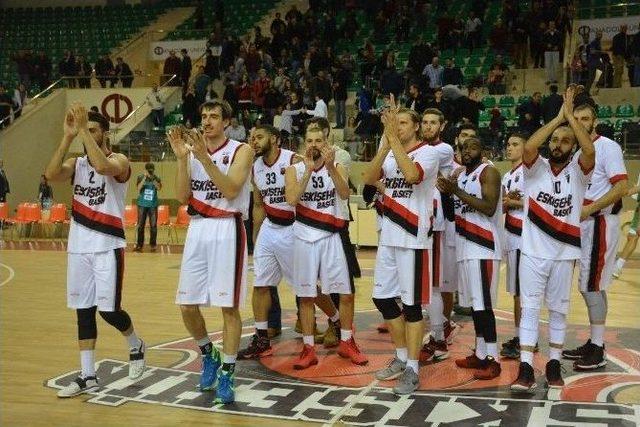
left=471, top=174, right=477, bottom=181
left=515, top=175, right=520, bottom=183
left=222, top=154, right=230, bottom=165
left=280, top=167, right=286, bottom=175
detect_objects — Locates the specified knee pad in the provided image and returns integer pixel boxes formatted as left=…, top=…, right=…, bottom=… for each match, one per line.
left=373, top=298, right=402, bottom=320
left=402, top=303, right=423, bottom=323
left=581, top=291, right=607, bottom=324
left=77, top=307, right=97, bottom=340
left=99, top=309, right=132, bottom=332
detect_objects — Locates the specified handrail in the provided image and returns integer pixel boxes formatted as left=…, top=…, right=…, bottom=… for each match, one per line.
left=0, top=77, right=66, bottom=130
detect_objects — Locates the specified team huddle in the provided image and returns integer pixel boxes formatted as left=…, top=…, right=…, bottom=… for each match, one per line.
left=49, top=84, right=631, bottom=403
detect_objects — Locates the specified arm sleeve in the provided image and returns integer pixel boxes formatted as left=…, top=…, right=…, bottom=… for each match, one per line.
left=603, top=142, right=627, bottom=185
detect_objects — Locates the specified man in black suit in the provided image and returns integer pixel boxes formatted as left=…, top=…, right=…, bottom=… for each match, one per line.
left=541, top=85, right=563, bottom=123
left=0, top=159, right=9, bottom=203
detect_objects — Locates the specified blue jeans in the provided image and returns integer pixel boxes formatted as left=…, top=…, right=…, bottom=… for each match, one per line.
left=137, top=206, right=158, bottom=247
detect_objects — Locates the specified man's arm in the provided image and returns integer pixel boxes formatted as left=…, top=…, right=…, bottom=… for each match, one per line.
left=136, top=175, right=145, bottom=192
left=456, top=166, right=501, bottom=216
left=45, top=107, right=78, bottom=182
left=285, top=156, right=314, bottom=206
left=167, top=127, right=192, bottom=204
left=252, top=180, right=266, bottom=243
left=523, top=114, right=564, bottom=165
left=389, top=135, right=421, bottom=184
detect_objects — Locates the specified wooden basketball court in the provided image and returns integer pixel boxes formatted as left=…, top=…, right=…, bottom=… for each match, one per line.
left=1, top=242, right=639, bottom=425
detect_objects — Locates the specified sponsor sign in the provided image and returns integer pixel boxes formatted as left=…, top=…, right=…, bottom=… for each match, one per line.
left=149, top=40, right=218, bottom=60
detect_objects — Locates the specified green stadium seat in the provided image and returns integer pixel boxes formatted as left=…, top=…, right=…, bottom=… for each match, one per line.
left=499, top=96, right=515, bottom=108
left=598, top=105, right=613, bottom=118
left=615, top=104, right=634, bottom=118
left=482, top=96, right=496, bottom=108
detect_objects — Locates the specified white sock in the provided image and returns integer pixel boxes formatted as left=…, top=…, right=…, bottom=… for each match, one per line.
left=330, top=312, right=340, bottom=323
left=126, top=331, right=141, bottom=350
left=341, top=329, right=352, bottom=341
left=223, top=353, right=237, bottom=364
left=197, top=337, right=211, bottom=348
left=475, top=336, right=487, bottom=359
left=486, top=342, right=498, bottom=359
left=429, top=289, right=445, bottom=341
left=255, top=321, right=268, bottom=331
left=521, top=350, right=534, bottom=365
left=615, top=258, right=626, bottom=271
left=591, top=324, right=605, bottom=347
left=303, top=335, right=314, bottom=346
left=396, top=347, right=408, bottom=362
left=80, top=350, right=96, bottom=378
left=406, top=359, right=419, bottom=373
left=519, top=307, right=541, bottom=348
left=549, top=347, right=562, bottom=360
left=514, top=327, right=519, bottom=338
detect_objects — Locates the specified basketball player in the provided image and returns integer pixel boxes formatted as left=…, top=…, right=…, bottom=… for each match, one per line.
left=437, top=136, right=503, bottom=380
left=285, top=125, right=367, bottom=369
left=365, top=104, right=438, bottom=394
left=563, top=102, right=628, bottom=370
left=418, top=108, right=455, bottom=363
left=500, top=132, right=527, bottom=359
left=238, top=125, right=341, bottom=359
left=168, top=100, right=254, bottom=404
left=512, top=87, right=596, bottom=391
left=45, top=104, right=146, bottom=397
left=612, top=173, right=640, bottom=279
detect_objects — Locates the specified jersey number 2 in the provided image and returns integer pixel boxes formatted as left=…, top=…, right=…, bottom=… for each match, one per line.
left=88, top=171, right=96, bottom=184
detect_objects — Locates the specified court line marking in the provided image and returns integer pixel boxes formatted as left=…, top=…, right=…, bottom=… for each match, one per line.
left=0, top=263, right=15, bottom=288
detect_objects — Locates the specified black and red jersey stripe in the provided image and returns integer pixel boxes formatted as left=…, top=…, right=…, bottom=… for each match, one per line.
left=72, top=199, right=125, bottom=239
left=188, top=197, right=239, bottom=218
left=527, top=198, right=581, bottom=247
left=295, top=204, right=347, bottom=233
left=455, top=215, right=495, bottom=251
left=505, top=213, right=523, bottom=236
left=264, top=204, right=294, bottom=226
left=381, top=194, right=419, bottom=236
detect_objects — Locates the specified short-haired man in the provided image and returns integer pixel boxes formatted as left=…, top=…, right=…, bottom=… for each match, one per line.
left=134, top=162, right=162, bottom=252
left=563, top=101, right=628, bottom=370
left=437, top=136, right=503, bottom=380
left=45, top=105, right=146, bottom=397
left=500, top=132, right=528, bottom=359
left=285, top=125, right=367, bottom=370
left=512, top=87, right=596, bottom=391
left=168, top=100, right=254, bottom=404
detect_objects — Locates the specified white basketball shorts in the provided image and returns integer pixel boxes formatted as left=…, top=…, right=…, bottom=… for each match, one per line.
left=67, top=248, right=125, bottom=311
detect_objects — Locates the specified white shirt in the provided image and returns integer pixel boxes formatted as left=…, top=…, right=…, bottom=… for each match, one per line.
left=307, top=99, right=328, bottom=118
left=225, top=125, right=247, bottom=142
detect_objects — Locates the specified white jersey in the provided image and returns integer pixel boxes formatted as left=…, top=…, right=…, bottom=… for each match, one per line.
left=253, top=148, right=296, bottom=227
left=521, top=153, right=593, bottom=260
left=68, top=155, right=129, bottom=253
left=379, top=142, right=439, bottom=249
left=583, top=135, right=627, bottom=216
left=188, top=139, right=250, bottom=220
left=293, top=162, right=348, bottom=242
left=454, top=163, right=503, bottom=260
left=430, top=141, right=455, bottom=232
left=502, top=163, right=524, bottom=251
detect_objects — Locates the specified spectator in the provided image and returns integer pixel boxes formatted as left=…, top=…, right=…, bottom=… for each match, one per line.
left=245, top=44, right=262, bottom=80
left=146, top=83, right=164, bottom=129
left=251, top=68, right=270, bottom=108
left=512, top=15, right=529, bottom=68
left=12, top=51, right=33, bottom=89
left=0, top=85, right=13, bottom=128
left=442, top=58, right=463, bottom=86
left=34, top=51, right=52, bottom=90
left=422, top=56, right=444, bottom=89
left=489, top=19, right=508, bottom=55
left=541, top=84, right=563, bottom=123
left=263, top=82, right=281, bottom=120
left=342, top=10, right=359, bottom=39
left=95, top=53, right=114, bottom=88
left=38, top=175, right=53, bottom=210
left=487, top=64, right=506, bottom=94
left=59, top=50, right=77, bottom=88
left=12, top=83, right=29, bottom=119
left=0, top=159, right=9, bottom=202
left=516, top=91, right=542, bottom=135
left=488, top=107, right=505, bottom=147
left=543, top=20, right=561, bottom=84
left=611, top=25, right=628, bottom=88
left=632, top=22, right=640, bottom=87
left=180, top=49, right=192, bottom=91
left=205, top=87, right=219, bottom=102
left=465, top=11, right=482, bottom=51
left=115, top=57, right=133, bottom=88
left=587, top=30, right=604, bottom=90
left=333, top=64, right=349, bottom=128
left=134, top=162, right=162, bottom=252
left=457, top=86, right=485, bottom=125
left=305, top=93, right=328, bottom=118
left=182, top=85, right=199, bottom=128
left=380, top=65, right=403, bottom=98
left=270, top=12, right=286, bottom=36
left=311, top=70, right=332, bottom=103
left=204, top=48, right=220, bottom=81
left=407, top=36, right=433, bottom=76
left=194, top=66, right=211, bottom=104
left=405, top=83, right=427, bottom=114
left=426, top=87, right=454, bottom=122
left=236, top=73, right=252, bottom=109
left=223, top=82, right=239, bottom=114
left=530, top=22, right=546, bottom=69
left=373, top=11, right=387, bottom=43
left=76, top=55, right=92, bottom=89
left=225, top=117, right=247, bottom=141
left=570, top=48, right=586, bottom=85
left=162, top=50, right=181, bottom=85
